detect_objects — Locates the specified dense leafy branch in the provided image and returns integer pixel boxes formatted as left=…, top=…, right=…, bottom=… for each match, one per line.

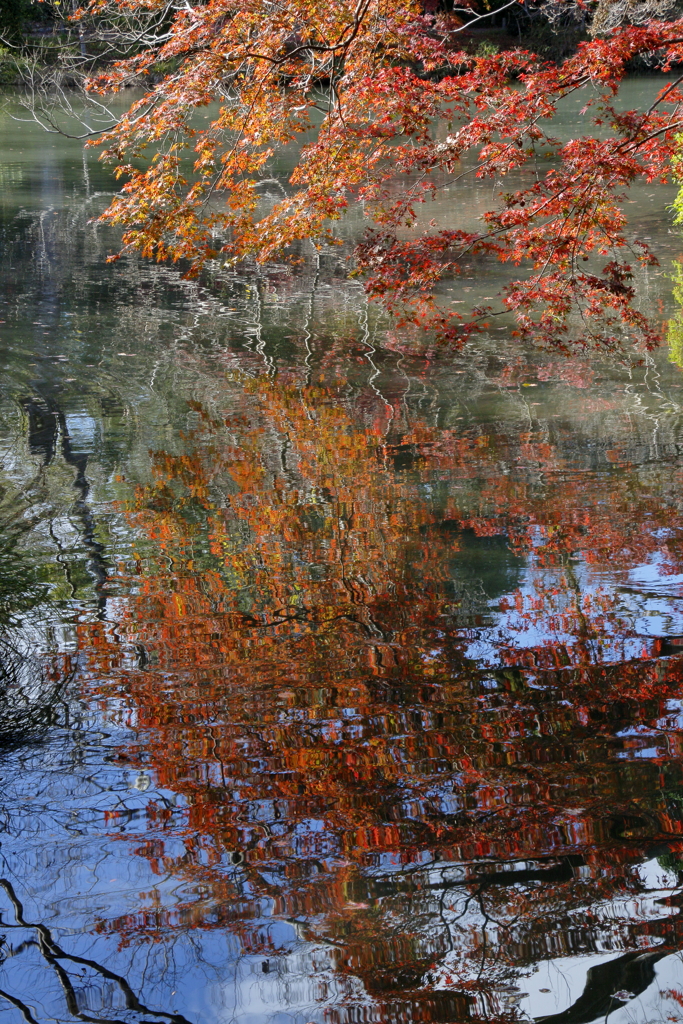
left=20, top=0, right=683, bottom=348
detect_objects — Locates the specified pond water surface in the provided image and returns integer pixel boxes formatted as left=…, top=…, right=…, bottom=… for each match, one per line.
left=2, top=80, right=683, bottom=1024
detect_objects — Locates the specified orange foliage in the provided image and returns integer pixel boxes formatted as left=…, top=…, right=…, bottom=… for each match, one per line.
left=72, top=364, right=683, bottom=1016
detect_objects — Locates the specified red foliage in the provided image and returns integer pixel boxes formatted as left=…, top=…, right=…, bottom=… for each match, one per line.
left=82, top=0, right=683, bottom=346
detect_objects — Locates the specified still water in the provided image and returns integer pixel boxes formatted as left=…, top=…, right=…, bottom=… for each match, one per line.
left=2, top=79, right=683, bottom=1023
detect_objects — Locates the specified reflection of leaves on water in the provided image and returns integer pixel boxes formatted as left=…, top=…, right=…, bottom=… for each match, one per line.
left=65, top=377, right=683, bottom=1020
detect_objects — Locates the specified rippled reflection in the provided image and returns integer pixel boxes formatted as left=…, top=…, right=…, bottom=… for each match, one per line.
left=2, top=85, right=683, bottom=1024
left=72, top=369, right=683, bottom=1023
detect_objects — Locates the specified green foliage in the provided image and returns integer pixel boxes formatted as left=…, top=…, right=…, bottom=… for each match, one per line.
left=474, top=39, right=499, bottom=58
left=521, top=18, right=587, bottom=62
left=0, top=0, right=35, bottom=41
left=0, top=0, right=53, bottom=86
left=0, top=46, right=25, bottom=86
left=667, top=253, right=683, bottom=368
left=657, top=848, right=683, bottom=874
left=668, top=316, right=683, bottom=368
left=667, top=142, right=683, bottom=368
left=672, top=134, right=683, bottom=222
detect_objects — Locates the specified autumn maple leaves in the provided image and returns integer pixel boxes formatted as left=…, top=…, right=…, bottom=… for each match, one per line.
left=82, top=0, right=683, bottom=349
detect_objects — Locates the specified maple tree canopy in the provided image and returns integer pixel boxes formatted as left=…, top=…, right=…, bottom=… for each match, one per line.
left=77, top=0, right=683, bottom=347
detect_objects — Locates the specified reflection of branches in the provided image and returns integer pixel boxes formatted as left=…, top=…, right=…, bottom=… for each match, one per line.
left=0, top=637, right=71, bottom=748
left=0, top=878, right=194, bottom=1024
left=0, top=984, right=41, bottom=1024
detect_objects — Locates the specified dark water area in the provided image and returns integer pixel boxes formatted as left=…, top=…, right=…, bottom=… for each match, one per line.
left=3, top=81, right=683, bottom=1023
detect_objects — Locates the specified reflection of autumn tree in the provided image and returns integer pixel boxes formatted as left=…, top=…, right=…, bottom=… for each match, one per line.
left=78, top=371, right=683, bottom=1020
left=108, top=371, right=683, bottom=664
